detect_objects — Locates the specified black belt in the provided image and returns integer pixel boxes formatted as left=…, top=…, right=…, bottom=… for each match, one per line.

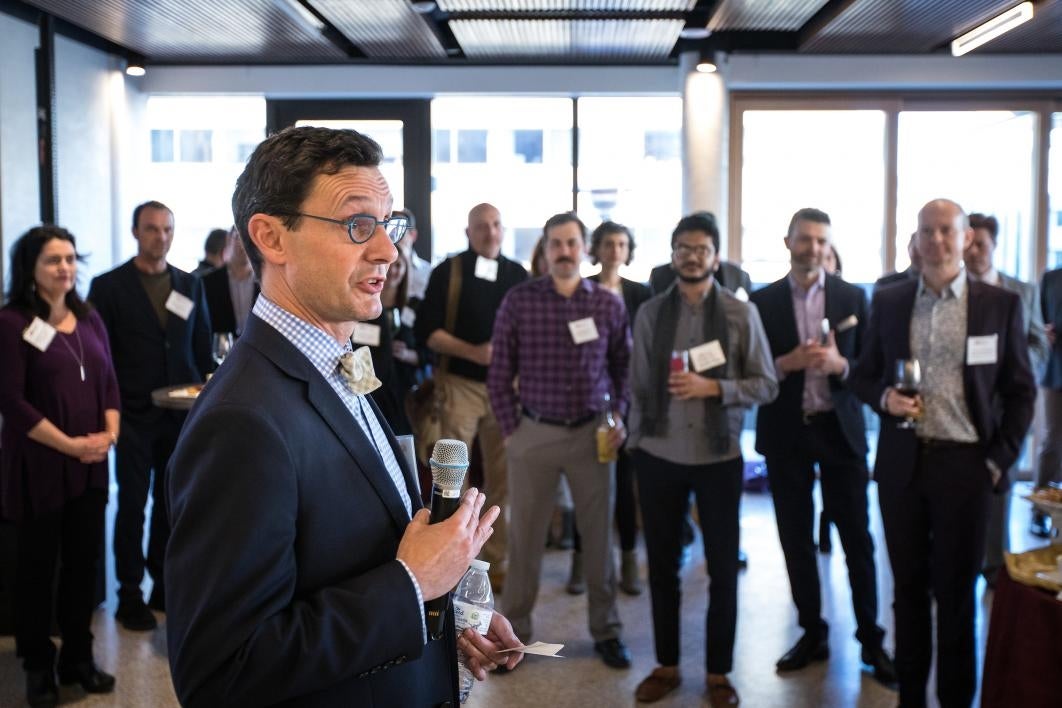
left=801, top=410, right=835, bottom=425
left=918, top=438, right=981, bottom=451
left=522, top=407, right=595, bottom=428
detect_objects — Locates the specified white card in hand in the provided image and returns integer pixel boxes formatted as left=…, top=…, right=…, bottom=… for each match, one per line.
left=689, top=340, right=726, bottom=372
left=165, top=290, right=194, bottom=320
left=22, top=317, right=57, bottom=352
left=474, top=256, right=498, bottom=282
left=498, top=641, right=565, bottom=658
left=568, top=317, right=599, bottom=344
left=351, top=322, right=382, bottom=347
left=966, top=334, right=998, bottom=366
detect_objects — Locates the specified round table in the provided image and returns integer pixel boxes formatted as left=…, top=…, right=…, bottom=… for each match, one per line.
left=151, top=384, right=202, bottom=411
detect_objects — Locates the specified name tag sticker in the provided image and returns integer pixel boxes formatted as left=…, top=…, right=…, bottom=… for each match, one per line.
left=689, top=340, right=727, bottom=372
left=400, top=306, right=417, bottom=328
left=568, top=317, right=599, bottom=344
left=351, top=322, right=382, bottom=347
left=734, top=286, right=749, bottom=303
left=966, top=334, right=998, bottom=366
left=22, top=317, right=57, bottom=352
left=165, top=290, right=194, bottom=320
left=474, top=256, right=499, bottom=282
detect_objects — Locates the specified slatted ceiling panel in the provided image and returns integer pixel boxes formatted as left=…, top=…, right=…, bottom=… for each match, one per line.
left=976, top=0, right=1062, bottom=53
left=708, top=0, right=828, bottom=31
left=801, top=0, right=1014, bottom=53
left=309, top=0, right=447, bottom=58
left=438, top=1, right=695, bottom=10
left=25, top=0, right=346, bottom=60
left=451, top=18, right=683, bottom=59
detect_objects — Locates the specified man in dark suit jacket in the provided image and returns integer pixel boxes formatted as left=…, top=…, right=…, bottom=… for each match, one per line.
left=650, top=259, right=752, bottom=299
left=849, top=199, right=1035, bottom=708
left=200, top=227, right=259, bottom=336
left=1035, top=266, right=1062, bottom=536
left=166, top=126, right=520, bottom=708
left=750, top=208, right=894, bottom=686
left=88, top=200, right=212, bottom=631
left=873, top=232, right=921, bottom=295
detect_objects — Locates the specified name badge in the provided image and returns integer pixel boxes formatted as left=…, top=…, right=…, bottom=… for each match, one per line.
left=689, top=340, right=727, bottom=372
left=475, top=256, right=499, bottom=282
left=966, top=334, right=998, bottom=366
left=400, top=306, right=417, bottom=328
left=734, top=286, right=749, bottom=303
left=568, top=317, right=599, bottom=344
left=22, top=317, right=57, bottom=352
left=165, top=290, right=194, bottom=320
left=352, top=322, right=382, bottom=347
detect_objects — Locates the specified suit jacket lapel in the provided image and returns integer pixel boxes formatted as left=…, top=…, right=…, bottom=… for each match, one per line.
left=775, top=278, right=800, bottom=351
left=364, top=394, right=424, bottom=512
left=891, top=283, right=918, bottom=361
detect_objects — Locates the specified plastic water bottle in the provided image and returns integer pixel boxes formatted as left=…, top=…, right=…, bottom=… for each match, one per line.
left=454, top=559, right=494, bottom=703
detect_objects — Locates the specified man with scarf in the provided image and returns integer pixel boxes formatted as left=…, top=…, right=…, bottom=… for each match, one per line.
left=750, top=208, right=896, bottom=688
left=626, top=213, right=777, bottom=706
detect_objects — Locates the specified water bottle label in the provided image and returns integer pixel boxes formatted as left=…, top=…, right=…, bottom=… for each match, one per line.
left=453, top=600, right=493, bottom=635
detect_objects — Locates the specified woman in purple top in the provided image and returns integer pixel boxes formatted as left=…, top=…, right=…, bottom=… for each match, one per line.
left=0, top=225, right=120, bottom=706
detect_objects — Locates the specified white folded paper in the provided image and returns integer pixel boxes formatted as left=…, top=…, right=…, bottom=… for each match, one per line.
left=498, top=641, right=565, bottom=658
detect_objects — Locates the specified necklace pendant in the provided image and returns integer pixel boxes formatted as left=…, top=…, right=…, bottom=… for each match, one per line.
left=80, top=364, right=85, bottom=382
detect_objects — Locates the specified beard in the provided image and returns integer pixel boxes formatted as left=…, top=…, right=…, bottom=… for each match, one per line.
left=677, top=269, right=711, bottom=283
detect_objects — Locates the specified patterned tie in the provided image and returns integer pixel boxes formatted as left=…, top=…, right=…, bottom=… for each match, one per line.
left=338, top=346, right=382, bottom=395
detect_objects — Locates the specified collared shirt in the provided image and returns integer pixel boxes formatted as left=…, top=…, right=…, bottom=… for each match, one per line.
left=251, top=296, right=426, bottom=639
left=628, top=287, right=778, bottom=465
left=785, top=270, right=833, bottom=413
left=228, top=271, right=256, bottom=335
left=910, top=272, right=979, bottom=442
left=487, top=276, right=631, bottom=438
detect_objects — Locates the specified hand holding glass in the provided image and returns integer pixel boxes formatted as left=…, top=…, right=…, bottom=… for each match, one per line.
left=894, top=359, right=921, bottom=429
left=213, top=332, right=234, bottom=367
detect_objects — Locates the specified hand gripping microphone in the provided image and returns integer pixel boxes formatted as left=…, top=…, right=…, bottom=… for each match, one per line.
left=425, top=439, right=469, bottom=640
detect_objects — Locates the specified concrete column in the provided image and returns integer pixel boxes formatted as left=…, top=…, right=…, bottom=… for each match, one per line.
left=680, top=50, right=729, bottom=255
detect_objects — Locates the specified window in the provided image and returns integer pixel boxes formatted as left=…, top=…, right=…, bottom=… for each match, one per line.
left=434, top=129, right=451, bottom=164
left=513, top=130, right=543, bottom=164
left=179, top=130, right=213, bottom=162
left=457, top=130, right=487, bottom=163
left=644, top=130, right=680, bottom=161
left=151, top=129, right=174, bottom=162
left=1048, top=113, right=1062, bottom=270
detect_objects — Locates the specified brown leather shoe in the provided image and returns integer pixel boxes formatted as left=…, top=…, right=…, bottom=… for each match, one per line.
left=707, top=680, right=739, bottom=707
left=635, top=669, right=681, bottom=703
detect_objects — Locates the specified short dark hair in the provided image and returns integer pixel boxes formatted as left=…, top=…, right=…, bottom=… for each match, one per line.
left=589, top=221, right=635, bottom=265
left=968, top=213, right=999, bottom=242
left=787, top=208, right=830, bottom=237
left=5, top=225, right=90, bottom=320
left=231, top=126, right=384, bottom=277
left=542, top=212, right=588, bottom=242
left=132, top=200, right=173, bottom=230
left=204, top=228, right=228, bottom=257
left=394, top=207, right=416, bottom=229
left=671, top=213, right=719, bottom=253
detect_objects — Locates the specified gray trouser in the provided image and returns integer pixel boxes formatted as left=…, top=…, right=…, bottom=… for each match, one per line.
left=502, top=416, right=622, bottom=643
left=1037, top=387, right=1062, bottom=489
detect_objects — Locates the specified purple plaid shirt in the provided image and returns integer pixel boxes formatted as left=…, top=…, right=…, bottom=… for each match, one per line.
left=487, top=276, right=631, bottom=438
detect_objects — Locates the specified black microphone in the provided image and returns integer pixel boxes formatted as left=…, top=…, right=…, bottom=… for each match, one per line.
left=424, top=438, right=469, bottom=640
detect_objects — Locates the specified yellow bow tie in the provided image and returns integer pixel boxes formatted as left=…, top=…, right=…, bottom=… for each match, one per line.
left=338, top=346, right=382, bottom=395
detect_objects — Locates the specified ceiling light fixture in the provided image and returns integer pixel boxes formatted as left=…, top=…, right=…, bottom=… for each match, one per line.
left=696, top=59, right=717, bottom=73
left=679, top=26, right=711, bottom=40
left=125, top=55, right=146, bottom=76
left=411, top=1, right=437, bottom=13
left=274, top=0, right=326, bottom=32
left=951, top=1, right=1034, bottom=57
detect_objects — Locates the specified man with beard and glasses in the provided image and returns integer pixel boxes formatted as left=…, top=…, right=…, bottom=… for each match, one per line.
left=627, top=213, right=777, bottom=706
left=750, top=208, right=896, bottom=688
left=488, top=211, right=633, bottom=670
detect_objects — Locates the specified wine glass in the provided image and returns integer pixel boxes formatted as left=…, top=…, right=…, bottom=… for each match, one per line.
left=212, top=332, right=234, bottom=368
left=894, top=359, right=922, bottom=430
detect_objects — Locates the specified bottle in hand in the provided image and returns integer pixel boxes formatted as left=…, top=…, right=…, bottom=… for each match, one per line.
left=596, top=392, right=619, bottom=464
left=455, top=560, right=494, bottom=704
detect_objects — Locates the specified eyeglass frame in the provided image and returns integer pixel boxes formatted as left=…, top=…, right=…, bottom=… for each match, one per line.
left=672, top=243, right=715, bottom=258
left=277, top=211, right=408, bottom=245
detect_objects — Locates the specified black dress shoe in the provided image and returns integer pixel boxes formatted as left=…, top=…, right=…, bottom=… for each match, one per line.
left=26, top=669, right=58, bottom=707
left=594, top=638, right=632, bottom=669
left=776, top=633, right=829, bottom=672
left=148, top=586, right=166, bottom=612
left=115, top=599, right=157, bottom=631
left=58, top=660, right=116, bottom=693
left=861, top=645, right=898, bottom=687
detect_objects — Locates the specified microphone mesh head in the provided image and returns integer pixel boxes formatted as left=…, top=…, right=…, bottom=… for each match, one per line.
left=430, top=439, right=468, bottom=491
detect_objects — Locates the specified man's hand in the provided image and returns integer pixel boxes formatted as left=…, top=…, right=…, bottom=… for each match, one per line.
left=668, top=371, right=721, bottom=400
left=458, top=611, right=525, bottom=679
left=397, top=488, right=500, bottom=600
left=884, top=387, right=922, bottom=419
left=606, top=418, right=627, bottom=451
left=777, top=342, right=818, bottom=374
left=809, top=331, right=847, bottom=376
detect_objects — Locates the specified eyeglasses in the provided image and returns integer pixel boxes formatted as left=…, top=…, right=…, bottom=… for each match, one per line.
left=673, top=244, right=713, bottom=258
left=281, top=212, right=408, bottom=245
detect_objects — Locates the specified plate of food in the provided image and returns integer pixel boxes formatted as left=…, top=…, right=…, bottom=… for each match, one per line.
left=167, top=384, right=204, bottom=399
left=1025, top=486, right=1062, bottom=512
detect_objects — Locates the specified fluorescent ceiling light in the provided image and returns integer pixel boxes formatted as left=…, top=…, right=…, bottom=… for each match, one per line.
left=274, top=0, right=326, bottom=32
left=951, top=1, right=1033, bottom=57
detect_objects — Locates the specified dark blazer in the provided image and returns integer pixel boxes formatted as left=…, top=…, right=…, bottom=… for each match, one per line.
left=1042, top=267, right=1062, bottom=388
left=88, top=259, right=212, bottom=418
left=872, top=267, right=918, bottom=295
left=165, top=314, right=457, bottom=708
left=589, top=275, right=652, bottom=324
left=750, top=274, right=868, bottom=458
left=848, top=278, right=1037, bottom=489
left=649, top=261, right=752, bottom=297
left=201, top=265, right=260, bottom=335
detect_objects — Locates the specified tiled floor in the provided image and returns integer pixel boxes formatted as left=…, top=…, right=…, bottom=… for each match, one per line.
left=0, top=482, right=1048, bottom=707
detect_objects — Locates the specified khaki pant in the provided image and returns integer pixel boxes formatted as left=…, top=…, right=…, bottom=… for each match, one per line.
left=437, top=373, right=508, bottom=571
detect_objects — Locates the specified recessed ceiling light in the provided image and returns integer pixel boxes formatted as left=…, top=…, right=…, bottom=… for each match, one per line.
left=679, top=27, right=711, bottom=40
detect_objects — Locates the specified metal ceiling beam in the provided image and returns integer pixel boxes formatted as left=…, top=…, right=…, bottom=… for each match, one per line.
left=797, top=0, right=859, bottom=49
left=443, top=10, right=688, bottom=21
